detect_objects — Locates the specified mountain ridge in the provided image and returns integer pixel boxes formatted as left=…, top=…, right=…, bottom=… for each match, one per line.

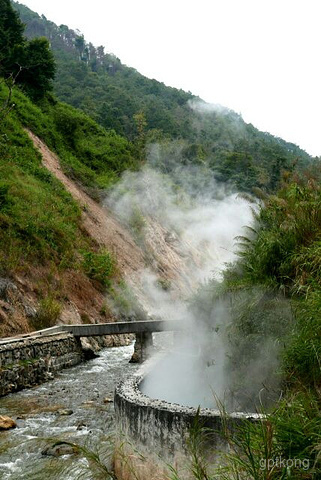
left=12, top=1, right=313, bottom=194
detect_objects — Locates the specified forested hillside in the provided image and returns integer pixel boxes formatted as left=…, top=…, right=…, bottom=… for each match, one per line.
left=12, top=1, right=313, bottom=193
left=0, top=0, right=144, bottom=336
left=1, top=1, right=321, bottom=478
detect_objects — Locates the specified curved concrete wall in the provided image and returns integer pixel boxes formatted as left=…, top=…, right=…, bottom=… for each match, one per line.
left=114, top=372, right=261, bottom=480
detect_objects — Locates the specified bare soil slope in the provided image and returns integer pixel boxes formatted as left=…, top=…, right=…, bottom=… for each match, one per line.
left=0, top=131, right=197, bottom=338
left=27, top=130, right=196, bottom=301
left=26, top=130, right=146, bottom=280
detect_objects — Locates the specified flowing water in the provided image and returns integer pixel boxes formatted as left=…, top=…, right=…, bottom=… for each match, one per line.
left=0, top=344, right=140, bottom=480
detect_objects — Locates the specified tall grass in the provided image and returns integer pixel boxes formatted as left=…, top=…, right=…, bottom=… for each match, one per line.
left=212, top=172, right=321, bottom=479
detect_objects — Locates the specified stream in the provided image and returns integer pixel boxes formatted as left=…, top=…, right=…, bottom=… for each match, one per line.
left=0, top=343, right=140, bottom=480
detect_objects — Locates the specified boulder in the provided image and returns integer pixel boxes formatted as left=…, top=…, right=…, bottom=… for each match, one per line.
left=57, top=409, right=73, bottom=416
left=0, top=415, right=17, bottom=430
left=42, top=442, right=77, bottom=457
left=82, top=346, right=99, bottom=360
left=80, top=337, right=99, bottom=360
left=129, top=352, right=140, bottom=363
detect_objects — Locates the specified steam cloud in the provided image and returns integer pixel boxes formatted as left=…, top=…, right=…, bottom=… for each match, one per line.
left=105, top=143, right=291, bottom=413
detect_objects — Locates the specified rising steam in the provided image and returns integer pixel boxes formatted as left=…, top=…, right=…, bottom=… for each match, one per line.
left=105, top=142, right=291, bottom=413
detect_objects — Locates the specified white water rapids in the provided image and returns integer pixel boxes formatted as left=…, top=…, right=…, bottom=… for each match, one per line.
left=0, top=344, right=141, bottom=479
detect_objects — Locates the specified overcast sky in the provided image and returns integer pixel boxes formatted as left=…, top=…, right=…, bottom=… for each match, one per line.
left=20, top=0, right=321, bottom=156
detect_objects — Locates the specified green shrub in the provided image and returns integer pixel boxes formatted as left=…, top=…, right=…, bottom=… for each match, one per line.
left=81, top=249, right=115, bottom=288
left=129, top=206, right=146, bottom=240
left=283, top=291, right=321, bottom=387
left=215, top=391, right=321, bottom=480
left=31, top=296, right=62, bottom=330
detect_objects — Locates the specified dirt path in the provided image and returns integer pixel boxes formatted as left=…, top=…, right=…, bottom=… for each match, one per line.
left=26, top=130, right=145, bottom=280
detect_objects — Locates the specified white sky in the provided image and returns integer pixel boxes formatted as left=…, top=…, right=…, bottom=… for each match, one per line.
left=20, top=0, right=321, bottom=156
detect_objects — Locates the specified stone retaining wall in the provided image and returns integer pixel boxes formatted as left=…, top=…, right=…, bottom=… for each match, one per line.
left=0, top=333, right=84, bottom=396
left=0, top=330, right=134, bottom=397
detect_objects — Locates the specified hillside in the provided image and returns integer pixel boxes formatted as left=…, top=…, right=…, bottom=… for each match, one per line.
left=1, top=0, right=235, bottom=337
left=1, top=1, right=321, bottom=478
left=0, top=80, right=139, bottom=335
left=0, top=83, right=211, bottom=337
left=12, top=1, right=313, bottom=193
left=0, top=0, right=144, bottom=335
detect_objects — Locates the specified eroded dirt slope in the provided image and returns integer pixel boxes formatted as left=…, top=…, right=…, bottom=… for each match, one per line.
left=0, top=130, right=202, bottom=337
left=26, top=130, right=146, bottom=280
left=27, top=130, right=197, bottom=301
left=1, top=131, right=147, bottom=337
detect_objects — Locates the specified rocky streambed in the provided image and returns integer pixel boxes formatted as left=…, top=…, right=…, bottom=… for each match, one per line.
left=0, top=344, right=139, bottom=480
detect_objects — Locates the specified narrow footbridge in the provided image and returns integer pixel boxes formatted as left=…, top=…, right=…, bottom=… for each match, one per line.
left=0, top=320, right=185, bottom=346
left=0, top=320, right=186, bottom=362
left=43, top=320, right=184, bottom=337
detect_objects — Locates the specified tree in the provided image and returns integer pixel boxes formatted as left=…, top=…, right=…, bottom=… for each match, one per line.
left=217, top=152, right=259, bottom=190
left=133, top=111, right=147, bottom=161
left=17, top=37, right=56, bottom=100
left=0, top=0, right=25, bottom=77
left=269, top=156, right=287, bottom=191
left=75, top=35, right=85, bottom=61
left=0, top=1, right=55, bottom=101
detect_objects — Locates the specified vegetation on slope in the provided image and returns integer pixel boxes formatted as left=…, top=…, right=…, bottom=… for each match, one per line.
left=2, top=2, right=321, bottom=476
left=0, top=0, right=142, bottom=334
left=186, top=170, right=321, bottom=479
left=14, top=91, right=138, bottom=191
left=225, top=173, right=321, bottom=385
left=13, top=1, right=313, bottom=193
left=0, top=71, right=138, bottom=272
left=0, top=83, right=118, bottom=283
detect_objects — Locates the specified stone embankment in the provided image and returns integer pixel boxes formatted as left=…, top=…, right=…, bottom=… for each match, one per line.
left=0, top=331, right=132, bottom=397
left=0, top=333, right=83, bottom=396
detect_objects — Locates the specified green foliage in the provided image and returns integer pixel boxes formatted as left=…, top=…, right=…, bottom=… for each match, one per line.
left=216, top=391, right=321, bottom=480
left=5, top=84, right=137, bottom=190
left=0, top=0, right=24, bottom=75
left=0, top=99, right=83, bottom=272
left=168, top=396, right=321, bottom=480
left=18, top=37, right=56, bottom=100
left=50, top=102, right=137, bottom=187
left=219, top=175, right=321, bottom=391
left=0, top=0, right=55, bottom=100
left=232, top=179, right=321, bottom=293
left=215, top=151, right=260, bottom=191
left=210, top=171, right=321, bottom=477
left=0, top=81, right=129, bottom=288
left=82, top=249, right=115, bottom=288
left=13, top=1, right=313, bottom=194
left=284, top=291, right=321, bottom=387
left=31, top=296, right=62, bottom=330
left=133, top=111, right=147, bottom=161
